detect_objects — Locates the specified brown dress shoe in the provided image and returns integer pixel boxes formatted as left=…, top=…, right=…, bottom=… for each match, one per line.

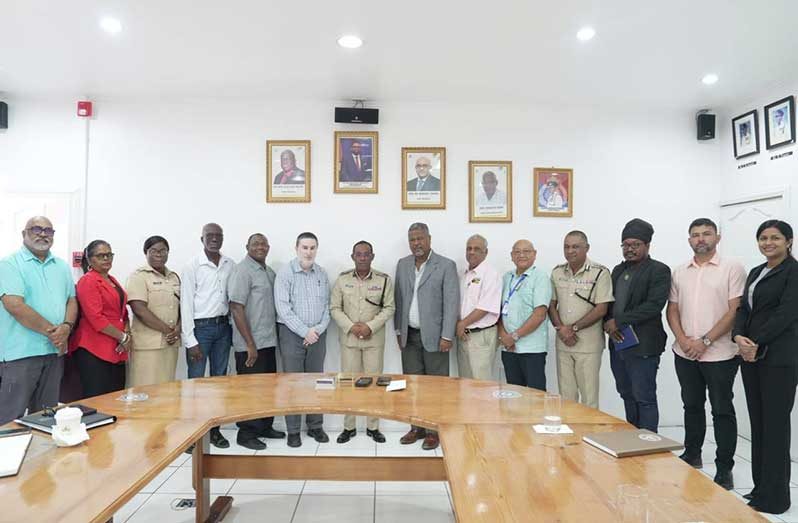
left=422, top=432, right=439, bottom=451
left=400, top=427, right=427, bottom=445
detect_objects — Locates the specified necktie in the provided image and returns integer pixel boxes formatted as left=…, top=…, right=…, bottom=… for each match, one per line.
left=355, top=155, right=361, bottom=171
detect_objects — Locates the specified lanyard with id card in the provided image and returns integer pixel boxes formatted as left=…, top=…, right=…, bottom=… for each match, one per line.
left=501, top=273, right=527, bottom=316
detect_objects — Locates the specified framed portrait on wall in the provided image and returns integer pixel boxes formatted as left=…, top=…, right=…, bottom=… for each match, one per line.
left=334, top=131, right=378, bottom=193
left=732, top=110, right=760, bottom=159
left=764, top=96, right=795, bottom=150
left=533, top=167, right=573, bottom=218
left=266, top=140, right=311, bottom=203
left=469, top=161, right=512, bottom=223
left=402, top=147, right=446, bottom=209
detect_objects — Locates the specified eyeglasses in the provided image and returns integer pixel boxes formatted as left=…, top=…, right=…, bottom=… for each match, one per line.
left=415, top=164, right=431, bottom=169
left=26, top=226, right=55, bottom=236
left=147, top=248, right=169, bottom=255
left=92, top=252, right=115, bottom=261
left=621, top=241, right=645, bottom=250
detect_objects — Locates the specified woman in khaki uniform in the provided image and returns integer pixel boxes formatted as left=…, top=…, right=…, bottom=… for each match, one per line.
left=126, top=236, right=181, bottom=386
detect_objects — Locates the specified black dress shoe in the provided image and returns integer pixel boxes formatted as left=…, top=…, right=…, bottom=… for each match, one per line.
left=184, top=444, right=195, bottom=455
left=259, top=427, right=286, bottom=439
left=287, top=433, right=302, bottom=447
left=743, top=492, right=755, bottom=501
left=713, top=470, right=734, bottom=490
left=678, top=451, right=702, bottom=468
left=307, top=428, right=330, bottom=443
left=337, top=429, right=356, bottom=444
left=209, top=429, right=230, bottom=449
left=367, top=429, right=386, bottom=443
left=237, top=436, right=267, bottom=451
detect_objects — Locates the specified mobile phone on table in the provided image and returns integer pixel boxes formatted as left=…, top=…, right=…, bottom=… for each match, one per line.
left=376, top=376, right=391, bottom=386
left=355, top=377, right=373, bottom=387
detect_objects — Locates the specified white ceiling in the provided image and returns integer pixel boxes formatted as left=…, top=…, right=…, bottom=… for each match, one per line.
left=2, top=0, right=797, bottom=110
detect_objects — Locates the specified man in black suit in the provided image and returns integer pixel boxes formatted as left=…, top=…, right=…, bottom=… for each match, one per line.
left=407, top=156, right=441, bottom=192
left=604, top=219, right=670, bottom=432
left=340, top=140, right=372, bottom=182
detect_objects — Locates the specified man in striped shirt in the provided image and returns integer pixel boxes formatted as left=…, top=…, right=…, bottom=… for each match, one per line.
left=274, top=232, right=331, bottom=448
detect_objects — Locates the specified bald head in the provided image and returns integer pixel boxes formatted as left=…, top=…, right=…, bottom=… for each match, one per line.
left=511, top=239, right=536, bottom=273
left=22, top=216, right=55, bottom=260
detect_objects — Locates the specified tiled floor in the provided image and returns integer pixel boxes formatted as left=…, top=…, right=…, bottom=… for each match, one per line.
left=116, top=429, right=453, bottom=523
left=114, top=427, right=791, bottom=522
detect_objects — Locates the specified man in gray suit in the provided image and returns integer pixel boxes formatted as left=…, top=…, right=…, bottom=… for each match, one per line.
left=394, top=222, right=459, bottom=450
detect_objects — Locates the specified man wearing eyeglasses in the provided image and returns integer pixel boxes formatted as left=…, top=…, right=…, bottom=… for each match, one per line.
left=0, top=216, right=78, bottom=425
left=406, top=156, right=441, bottom=192
left=603, top=219, right=671, bottom=432
left=549, top=231, right=613, bottom=409
left=330, top=241, right=395, bottom=444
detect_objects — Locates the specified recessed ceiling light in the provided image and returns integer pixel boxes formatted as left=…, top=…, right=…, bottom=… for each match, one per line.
left=576, top=26, right=596, bottom=42
left=701, top=73, right=719, bottom=85
left=99, top=17, right=122, bottom=35
left=337, top=35, right=363, bottom=49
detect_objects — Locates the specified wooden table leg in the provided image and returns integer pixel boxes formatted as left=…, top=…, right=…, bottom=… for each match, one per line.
left=193, top=433, right=210, bottom=523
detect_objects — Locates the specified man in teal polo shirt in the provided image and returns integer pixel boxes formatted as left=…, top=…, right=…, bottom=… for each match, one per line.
left=0, top=216, right=77, bottom=424
left=497, top=239, right=552, bottom=390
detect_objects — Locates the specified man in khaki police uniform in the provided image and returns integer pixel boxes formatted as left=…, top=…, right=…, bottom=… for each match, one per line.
left=330, top=240, right=395, bottom=444
left=549, top=231, right=613, bottom=408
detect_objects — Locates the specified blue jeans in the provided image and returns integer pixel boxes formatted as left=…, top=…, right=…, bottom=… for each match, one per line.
left=610, top=349, right=660, bottom=432
left=186, top=322, right=232, bottom=379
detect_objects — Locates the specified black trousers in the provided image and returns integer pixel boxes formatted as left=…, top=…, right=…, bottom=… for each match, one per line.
left=674, top=354, right=739, bottom=472
left=234, top=347, right=277, bottom=439
left=73, top=348, right=126, bottom=399
left=741, top=361, right=798, bottom=513
left=501, top=351, right=546, bottom=391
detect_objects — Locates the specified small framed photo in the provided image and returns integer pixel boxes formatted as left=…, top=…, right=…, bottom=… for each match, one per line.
left=732, top=110, right=760, bottom=159
left=469, top=161, right=512, bottom=223
left=334, top=131, right=378, bottom=193
left=266, top=140, right=311, bottom=203
left=402, top=147, right=446, bottom=209
left=764, top=96, right=795, bottom=150
left=533, top=167, right=573, bottom=218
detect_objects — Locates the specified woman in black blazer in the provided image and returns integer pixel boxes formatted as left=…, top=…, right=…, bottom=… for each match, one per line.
left=732, top=219, right=798, bottom=515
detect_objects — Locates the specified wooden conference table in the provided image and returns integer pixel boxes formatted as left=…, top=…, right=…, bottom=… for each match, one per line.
left=0, top=374, right=764, bottom=522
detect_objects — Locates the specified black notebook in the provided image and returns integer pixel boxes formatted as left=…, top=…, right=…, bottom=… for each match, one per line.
left=15, top=405, right=116, bottom=434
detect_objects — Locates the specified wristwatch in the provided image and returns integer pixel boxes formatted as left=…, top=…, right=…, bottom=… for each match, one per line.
left=511, top=331, right=520, bottom=342
left=572, top=324, right=580, bottom=333
left=701, top=335, right=712, bottom=347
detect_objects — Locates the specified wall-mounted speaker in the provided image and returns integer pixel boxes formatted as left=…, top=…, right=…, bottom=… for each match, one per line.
left=697, top=113, right=715, bottom=140
left=335, top=107, right=379, bottom=124
left=0, top=102, right=7, bottom=129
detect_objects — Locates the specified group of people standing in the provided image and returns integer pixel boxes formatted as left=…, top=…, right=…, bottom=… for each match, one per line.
left=0, top=215, right=796, bottom=515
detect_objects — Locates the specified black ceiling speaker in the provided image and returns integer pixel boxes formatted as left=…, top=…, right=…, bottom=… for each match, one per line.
left=697, top=113, right=715, bottom=140
left=0, top=102, right=7, bottom=129
left=335, top=107, right=379, bottom=124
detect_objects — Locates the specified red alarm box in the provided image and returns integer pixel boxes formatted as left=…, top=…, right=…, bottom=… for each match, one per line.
left=77, top=101, right=93, bottom=118
left=72, top=251, right=84, bottom=268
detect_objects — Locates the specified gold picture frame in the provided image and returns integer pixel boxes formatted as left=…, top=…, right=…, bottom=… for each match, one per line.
left=266, top=140, right=311, bottom=203
left=533, top=167, right=573, bottom=217
left=469, top=161, right=512, bottom=223
left=401, top=147, right=446, bottom=209
left=334, top=131, right=378, bottom=193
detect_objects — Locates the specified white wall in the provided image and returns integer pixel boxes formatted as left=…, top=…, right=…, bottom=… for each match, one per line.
left=3, top=96, right=723, bottom=428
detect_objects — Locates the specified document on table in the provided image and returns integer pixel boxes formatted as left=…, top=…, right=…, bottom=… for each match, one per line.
left=386, top=379, right=407, bottom=392
left=0, top=433, right=32, bottom=477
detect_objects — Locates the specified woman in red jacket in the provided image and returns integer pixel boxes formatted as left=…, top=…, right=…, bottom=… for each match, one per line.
left=70, top=240, right=131, bottom=397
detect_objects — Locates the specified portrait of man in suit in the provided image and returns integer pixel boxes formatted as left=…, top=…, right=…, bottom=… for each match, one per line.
left=266, top=140, right=310, bottom=203
left=339, top=139, right=373, bottom=182
left=273, top=149, right=306, bottom=185
left=407, top=156, right=441, bottom=192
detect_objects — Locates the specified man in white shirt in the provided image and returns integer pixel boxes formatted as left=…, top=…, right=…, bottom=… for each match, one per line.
left=475, top=171, right=507, bottom=209
left=181, top=222, right=236, bottom=449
